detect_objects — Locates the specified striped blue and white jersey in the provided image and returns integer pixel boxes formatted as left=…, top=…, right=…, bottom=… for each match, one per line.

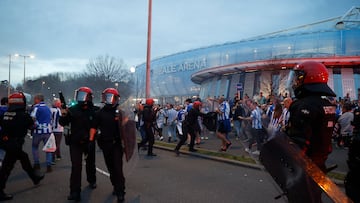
left=31, top=102, right=52, bottom=134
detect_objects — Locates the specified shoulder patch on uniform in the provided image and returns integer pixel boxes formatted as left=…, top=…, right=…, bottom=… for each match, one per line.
left=301, top=109, right=310, bottom=115
left=323, top=106, right=336, bottom=115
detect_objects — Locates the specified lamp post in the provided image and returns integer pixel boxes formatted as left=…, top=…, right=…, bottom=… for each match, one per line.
left=15, top=54, right=34, bottom=92
left=130, top=66, right=137, bottom=101
left=145, top=0, right=152, bottom=99
left=8, top=54, right=12, bottom=96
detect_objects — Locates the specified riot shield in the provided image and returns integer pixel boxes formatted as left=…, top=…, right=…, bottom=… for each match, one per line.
left=122, top=120, right=137, bottom=162
left=260, top=134, right=352, bottom=203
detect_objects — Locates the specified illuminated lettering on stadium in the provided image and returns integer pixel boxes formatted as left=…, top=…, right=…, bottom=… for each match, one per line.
left=157, top=59, right=207, bottom=74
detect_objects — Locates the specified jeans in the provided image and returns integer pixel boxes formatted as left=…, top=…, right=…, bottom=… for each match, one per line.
left=233, top=120, right=242, bottom=137
left=248, top=128, right=264, bottom=151
left=167, top=122, right=177, bottom=141
left=32, top=133, right=52, bottom=166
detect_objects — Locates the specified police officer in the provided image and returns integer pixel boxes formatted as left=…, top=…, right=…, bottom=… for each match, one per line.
left=0, top=92, right=44, bottom=201
left=59, top=87, right=98, bottom=201
left=137, top=98, right=157, bottom=156
left=89, top=88, right=126, bottom=202
left=345, top=100, right=360, bottom=202
left=175, top=101, right=205, bottom=155
left=286, top=61, right=337, bottom=202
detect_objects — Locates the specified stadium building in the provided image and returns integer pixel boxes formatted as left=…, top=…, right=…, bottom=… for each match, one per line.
left=134, top=6, right=360, bottom=104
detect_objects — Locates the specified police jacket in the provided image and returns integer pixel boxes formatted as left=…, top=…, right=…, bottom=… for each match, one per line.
left=142, top=105, right=155, bottom=128
left=59, top=103, right=98, bottom=144
left=0, top=109, right=33, bottom=150
left=183, top=108, right=204, bottom=132
left=92, top=104, right=122, bottom=143
left=287, top=95, right=335, bottom=170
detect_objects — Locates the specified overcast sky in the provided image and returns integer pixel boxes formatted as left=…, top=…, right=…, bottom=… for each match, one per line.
left=0, top=0, right=358, bottom=85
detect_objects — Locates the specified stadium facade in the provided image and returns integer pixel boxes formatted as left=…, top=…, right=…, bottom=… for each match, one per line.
left=134, top=6, right=360, bottom=104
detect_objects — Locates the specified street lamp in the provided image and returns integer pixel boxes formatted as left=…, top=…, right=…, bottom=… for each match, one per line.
left=335, top=6, right=360, bottom=30
left=130, top=66, right=138, bottom=101
left=146, top=0, right=152, bottom=99
left=8, top=54, right=12, bottom=96
left=14, top=54, right=34, bottom=92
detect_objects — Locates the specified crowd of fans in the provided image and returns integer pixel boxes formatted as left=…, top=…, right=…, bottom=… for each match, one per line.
left=134, top=91, right=360, bottom=156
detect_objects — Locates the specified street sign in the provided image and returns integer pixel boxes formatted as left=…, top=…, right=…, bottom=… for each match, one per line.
left=236, top=83, right=243, bottom=91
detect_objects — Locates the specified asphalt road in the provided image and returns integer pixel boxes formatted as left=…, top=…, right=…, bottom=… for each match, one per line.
left=3, top=137, right=284, bottom=203
left=3, top=135, right=341, bottom=203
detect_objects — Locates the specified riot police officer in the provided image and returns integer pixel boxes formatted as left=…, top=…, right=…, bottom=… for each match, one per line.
left=59, top=87, right=98, bottom=201
left=286, top=61, right=337, bottom=202
left=345, top=100, right=360, bottom=202
left=175, top=101, right=206, bottom=155
left=89, top=88, right=126, bottom=202
left=137, top=98, right=157, bottom=156
left=0, top=92, right=44, bottom=201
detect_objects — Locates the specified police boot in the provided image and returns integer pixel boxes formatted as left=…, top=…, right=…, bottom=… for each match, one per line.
left=30, top=170, right=45, bottom=185
left=67, top=192, right=81, bottom=202
left=0, top=190, right=13, bottom=201
left=117, top=193, right=125, bottom=203
left=113, top=188, right=125, bottom=203
left=147, top=148, right=157, bottom=156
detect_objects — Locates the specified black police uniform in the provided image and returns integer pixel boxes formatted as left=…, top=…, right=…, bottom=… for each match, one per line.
left=0, top=108, right=44, bottom=200
left=345, top=104, right=360, bottom=202
left=285, top=91, right=336, bottom=203
left=92, top=104, right=125, bottom=200
left=175, top=107, right=204, bottom=153
left=59, top=103, right=98, bottom=200
left=287, top=95, right=335, bottom=171
left=138, top=105, right=156, bottom=156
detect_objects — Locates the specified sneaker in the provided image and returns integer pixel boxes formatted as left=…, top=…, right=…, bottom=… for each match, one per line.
left=201, top=137, right=204, bottom=140
left=226, top=142, right=232, bottom=150
left=245, top=148, right=251, bottom=153
left=252, top=150, right=260, bottom=155
left=204, top=137, right=209, bottom=140
left=159, top=136, right=164, bottom=141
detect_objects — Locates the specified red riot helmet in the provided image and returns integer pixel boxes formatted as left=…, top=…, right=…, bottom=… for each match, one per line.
left=102, top=88, right=120, bottom=105
left=193, top=101, right=202, bottom=110
left=145, top=98, right=154, bottom=106
left=74, top=87, right=93, bottom=103
left=287, top=61, right=336, bottom=97
left=8, top=92, right=26, bottom=111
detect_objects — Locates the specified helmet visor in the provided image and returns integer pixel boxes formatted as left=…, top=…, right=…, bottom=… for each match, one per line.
left=102, top=93, right=118, bottom=105
left=75, top=91, right=88, bottom=102
left=287, top=70, right=305, bottom=91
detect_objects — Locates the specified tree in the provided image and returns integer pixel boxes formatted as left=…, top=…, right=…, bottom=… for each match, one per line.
left=85, top=55, right=131, bottom=83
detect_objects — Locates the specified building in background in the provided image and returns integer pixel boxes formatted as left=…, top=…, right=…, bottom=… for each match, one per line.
left=134, top=6, right=360, bottom=104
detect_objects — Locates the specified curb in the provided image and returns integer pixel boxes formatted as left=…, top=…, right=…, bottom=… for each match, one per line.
left=154, top=144, right=261, bottom=170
